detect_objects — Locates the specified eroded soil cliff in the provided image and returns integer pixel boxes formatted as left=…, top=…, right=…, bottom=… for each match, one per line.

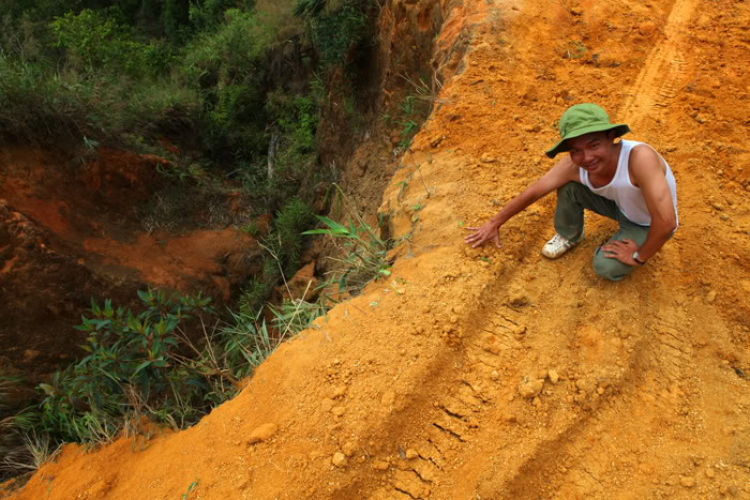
left=8, top=0, right=750, bottom=498
left=0, top=146, right=263, bottom=374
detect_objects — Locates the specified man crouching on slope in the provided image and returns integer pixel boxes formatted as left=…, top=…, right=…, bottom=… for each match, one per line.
left=464, top=103, right=678, bottom=281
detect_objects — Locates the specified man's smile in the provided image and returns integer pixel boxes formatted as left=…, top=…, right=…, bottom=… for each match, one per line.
left=582, top=161, right=600, bottom=171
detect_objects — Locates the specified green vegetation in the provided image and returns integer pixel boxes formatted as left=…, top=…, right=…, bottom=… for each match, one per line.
left=0, top=0, right=424, bottom=480
left=303, top=187, right=393, bottom=295
left=295, top=0, right=372, bottom=68
left=5, top=289, right=280, bottom=454
left=565, top=40, right=587, bottom=60
left=0, top=0, right=375, bottom=198
left=241, top=220, right=260, bottom=236
left=399, top=96, right=420, bottom=149
left=36, top=291, right=221, bottom=442
left=237, top=197, right=315, bottom=314
left=304, top=214, right=392, bottom=291
left=272, top=197, right=316, bottom=275
left=181, top=479, right=199, bottom=499
left=270, top=297, right=330, bottom=339
left=1, top=376, right=58, bottom=482
left=0, top=0, right=378, bottom=154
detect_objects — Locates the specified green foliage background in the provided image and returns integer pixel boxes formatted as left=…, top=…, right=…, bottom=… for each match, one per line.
left=0, top=0, right=375, bottom=176
left=0, top=0, right=392, bottom=480
left=0, top=0, right=379, bottom=324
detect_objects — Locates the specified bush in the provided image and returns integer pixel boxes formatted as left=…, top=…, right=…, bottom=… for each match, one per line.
left=0, top=53, right=198, bottom=146
left=29, top=291, right=240, bottom=443
left=266, top=92, right=318, bottom=158
left=35, top=291, right=209, bottom=442
left=295, top=0, right=373, bottom=68
left=49, top=9, right=171, bottom=77
left=303, top=187, right=392, bottom=294
left=27, top=288, right=286, bottom=446
left=273, top=197, right=315, bottom=276
left=181, top=8, right=274, bottom=163
left=189, top=0, right=248, bottom=32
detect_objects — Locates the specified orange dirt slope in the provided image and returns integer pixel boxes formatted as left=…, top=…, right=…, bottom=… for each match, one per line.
left=10, top=0, right=750, bottom=498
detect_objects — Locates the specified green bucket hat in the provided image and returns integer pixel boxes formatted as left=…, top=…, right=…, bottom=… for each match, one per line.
left=545, top=103, right=630, bottom=158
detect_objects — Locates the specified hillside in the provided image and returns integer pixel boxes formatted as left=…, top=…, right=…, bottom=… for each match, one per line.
left=8, top=0, right=750, bottom=498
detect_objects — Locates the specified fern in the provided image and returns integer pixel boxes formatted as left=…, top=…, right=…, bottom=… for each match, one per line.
left=274, top=198, right=315, bottom=275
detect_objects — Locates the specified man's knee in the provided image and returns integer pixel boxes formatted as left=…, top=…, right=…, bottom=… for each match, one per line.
left=557, top=181, right=581, bottom=198
left=592, top=250, right=632, bottom=281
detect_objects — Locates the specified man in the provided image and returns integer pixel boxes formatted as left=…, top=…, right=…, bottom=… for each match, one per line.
left=464, top=103, right=678, bottom=281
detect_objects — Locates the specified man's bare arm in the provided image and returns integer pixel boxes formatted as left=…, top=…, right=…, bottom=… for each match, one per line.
left=601, top=146, right=677, bottom=264
left=464, top=155, right=580, bottom=248
left=630, top=147, right=678, bottom=261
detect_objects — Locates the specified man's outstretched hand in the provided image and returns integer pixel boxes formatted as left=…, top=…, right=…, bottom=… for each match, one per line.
left=464, top=221, right=501, bottom=248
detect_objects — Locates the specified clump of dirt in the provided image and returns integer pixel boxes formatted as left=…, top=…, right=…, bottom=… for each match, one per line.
left=7, top=0, right=750, bottom=498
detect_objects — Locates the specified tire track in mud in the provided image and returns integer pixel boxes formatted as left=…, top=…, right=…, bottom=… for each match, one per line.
left=389, top=0, right=707, bottom=496
left=328, top=252, right=536, bottom=499
left=461, top=284, right=649, bottom=498
left=478, top=1, right=704, bottom=496
left=334, top=1, right=706, bottom=497
left=619, top=0, right=697, bottom=129
left=499, top=298, right=700, bottom=499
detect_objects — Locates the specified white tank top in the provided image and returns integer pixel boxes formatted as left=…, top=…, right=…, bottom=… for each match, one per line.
left=579, top=140, right=678, bottom=227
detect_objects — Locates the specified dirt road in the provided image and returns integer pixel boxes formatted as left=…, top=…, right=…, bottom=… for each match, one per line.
left=10, top=0, right=750, bottom=498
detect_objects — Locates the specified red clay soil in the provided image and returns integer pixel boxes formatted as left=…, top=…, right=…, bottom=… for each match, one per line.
left=8, top=0, right=750, bottom=498
left=0, top=146, right=261, bottom=373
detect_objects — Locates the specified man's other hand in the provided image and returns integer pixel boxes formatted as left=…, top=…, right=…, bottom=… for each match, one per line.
left=601, top=238, right=639, bottom=265
left=464, top=222, right=501, bottom=248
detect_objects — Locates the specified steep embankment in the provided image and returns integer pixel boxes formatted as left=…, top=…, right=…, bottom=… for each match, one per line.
left=10, top=0, right=750, bottom=498
left=0, top=147, right=261, bottom=374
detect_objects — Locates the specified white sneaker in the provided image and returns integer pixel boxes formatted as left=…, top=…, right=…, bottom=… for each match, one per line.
left=541, top=231, right=584, bottom=259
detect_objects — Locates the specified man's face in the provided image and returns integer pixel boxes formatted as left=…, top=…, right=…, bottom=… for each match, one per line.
left=566, top=131, right=617, bottom=175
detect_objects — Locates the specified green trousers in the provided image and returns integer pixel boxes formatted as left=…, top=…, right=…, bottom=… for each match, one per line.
left=554, top=182, right=650, bottom=281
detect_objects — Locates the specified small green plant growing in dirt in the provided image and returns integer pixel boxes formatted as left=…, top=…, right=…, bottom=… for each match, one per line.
left=395, top=178, right=409, bottom=201
left=398, top=95, right=420, bottom=149
left=304, top=215, right=392, bottom=291
left=1, top=377, right=57, bottom=482
left=219, top=308, right=276, bottom=379
left=181, top=478, right=199, bottom=499
left=241, top=220, right=260, bottom=236
left=270, top=294, right=332, bottom=339
left=303, top=186, right=392, bottom=295
left=272, top=197, right=315, bottom=276
left=394, top=72, right=441, bottom=150
left=566, top=40, right=587, bottom=59
left=400, top=119, right=419, bottom=149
